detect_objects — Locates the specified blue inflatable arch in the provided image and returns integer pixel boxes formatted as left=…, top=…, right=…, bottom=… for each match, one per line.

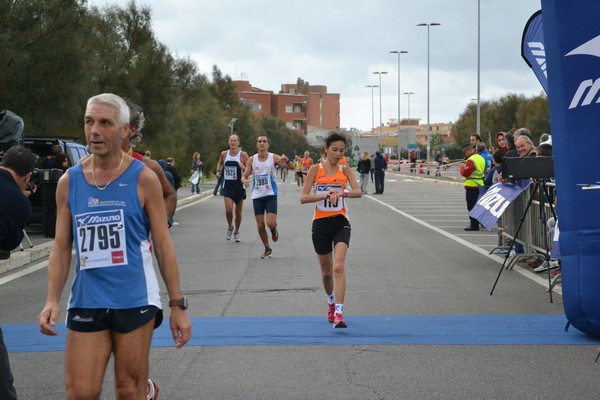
left=542, top=0, right=600, bottom=336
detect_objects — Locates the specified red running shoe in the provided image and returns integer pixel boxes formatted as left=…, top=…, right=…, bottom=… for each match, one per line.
left=271, top=228, right=279, bottom=242
left=327, top=303, right=335, bottom=323
left=333, top=313, right=347, bottom=328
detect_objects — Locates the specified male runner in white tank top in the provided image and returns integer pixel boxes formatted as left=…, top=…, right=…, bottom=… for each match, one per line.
left=242, top=135, right=294, bottom=258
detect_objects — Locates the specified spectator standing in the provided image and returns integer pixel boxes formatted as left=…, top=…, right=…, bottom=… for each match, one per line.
left=41, top=145, right=65, bottom=238
left=356, top=152, right=371, bottom=193
left=409, top=151, right=417, bottom=173
left=158, top=159, right=177, bottom=227
left=373, top=151, right=387, bottom=194
left=165, top=157, right=182, bottom=191
left=476, top=142, right=493, bottom=172
left=191, top=152, right=202, bottom=194
left=503, top=132, right=519, bottom=158
left=496, top=132, right=509, bottom=152
left=483, top=149, right=505, bottom=190
left=469, top=134, right=483, bottom=148
left=0, top=145, right=37, bottom=400
left=434, top=150, right=442, bottom=176
left=515, top=135, right=537, bottom=158
left=460, top=143, right=486, bottom=231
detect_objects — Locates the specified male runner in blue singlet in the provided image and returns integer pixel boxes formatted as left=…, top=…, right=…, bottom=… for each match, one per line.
left=38, top=93, right=191, bottom=400
left=215, top=134, right=249, bottom=242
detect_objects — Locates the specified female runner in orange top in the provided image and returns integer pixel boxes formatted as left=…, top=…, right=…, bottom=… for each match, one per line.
left=300, top=132, right=362, bottom=328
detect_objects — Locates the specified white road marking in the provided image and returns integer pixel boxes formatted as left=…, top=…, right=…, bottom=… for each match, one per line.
left=366, top=195, right=561, bottom=295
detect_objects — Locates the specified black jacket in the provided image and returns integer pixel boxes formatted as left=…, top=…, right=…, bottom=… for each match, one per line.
left=357, top=159, right=371, bottom=174
left=374, top=155, right=387, bottom=172
left=0, top=169, right=31, bottom=251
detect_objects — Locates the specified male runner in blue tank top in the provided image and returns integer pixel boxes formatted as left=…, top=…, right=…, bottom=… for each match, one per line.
left=242, top=135, right=294, bottom=258
left=38, top=93, right=191, bottom=400
left=215, top=134, right=249, bottom=242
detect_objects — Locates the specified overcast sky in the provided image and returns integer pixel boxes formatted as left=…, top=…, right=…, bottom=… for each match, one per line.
left=90, top=0, right=544, bottom=131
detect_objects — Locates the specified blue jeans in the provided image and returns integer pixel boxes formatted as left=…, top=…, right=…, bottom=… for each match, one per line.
left=213, top=176, right=223, bottom=196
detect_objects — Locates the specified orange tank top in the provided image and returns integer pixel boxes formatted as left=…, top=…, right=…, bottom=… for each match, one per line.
left=313, top=163, right=349, bottom=220
left=301, top=157, right=313, bottom=173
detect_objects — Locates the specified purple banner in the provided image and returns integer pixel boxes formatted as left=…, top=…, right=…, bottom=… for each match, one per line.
left=469, top=180, right=532, bottom=230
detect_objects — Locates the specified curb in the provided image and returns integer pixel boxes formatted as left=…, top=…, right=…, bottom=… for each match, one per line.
left=0, top=190, right=214, bottom=276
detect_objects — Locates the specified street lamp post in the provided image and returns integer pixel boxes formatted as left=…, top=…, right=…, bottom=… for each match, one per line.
left=228, top=118, right=237, bottom=134
left=366, top=85, right=378, bottom=148
left=390, top=50, right=408, bottom=162
left=417, top=22, right=440, bottom=175
left=404, top=92, right=414, bottom=120
left=403, top=92, right=414, bottom=168
left=476, top=0, right=481, bottom=138
left=372, top=71, right=387, bottom=150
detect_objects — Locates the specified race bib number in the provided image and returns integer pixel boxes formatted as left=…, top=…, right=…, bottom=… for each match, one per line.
left=255, top=173, right=270, bottom=189
left=316, top=184, right=343, bottom=212
left=224, top=165, right=238, bottom=180
left=75, top=210, right=127, bottom=269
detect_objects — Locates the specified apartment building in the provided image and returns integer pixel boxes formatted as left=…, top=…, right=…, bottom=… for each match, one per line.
left=233, top=78, right=340, bottom=136
left=362, top=118, right=454, bottom=147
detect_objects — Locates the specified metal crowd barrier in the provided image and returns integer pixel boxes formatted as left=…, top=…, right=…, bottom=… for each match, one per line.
left=494, top=182, right=556, bottom=272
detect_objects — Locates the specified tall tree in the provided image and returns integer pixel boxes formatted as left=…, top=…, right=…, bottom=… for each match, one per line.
left=0, top=0, right=92, bottom=136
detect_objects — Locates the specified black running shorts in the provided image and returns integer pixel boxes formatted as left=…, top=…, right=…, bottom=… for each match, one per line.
left=222, top=183, right=246, bottom=205
left=66, top=306, right=163, bottom=333
left=253, top=195, right=278, bottom=216
left=311, top=215, right=351, bottom=255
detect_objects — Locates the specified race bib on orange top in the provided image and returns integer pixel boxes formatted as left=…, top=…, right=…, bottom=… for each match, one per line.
left=316, top=184, right=344, bottom=212
left=75, top=209, right=127, bottom=269
left=224, top=165, right=238, bottom=180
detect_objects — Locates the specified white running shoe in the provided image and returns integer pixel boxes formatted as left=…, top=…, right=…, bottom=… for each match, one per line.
left=534, top=260, right=560, bottom=273
left=147, top=378, right=159, bottom=400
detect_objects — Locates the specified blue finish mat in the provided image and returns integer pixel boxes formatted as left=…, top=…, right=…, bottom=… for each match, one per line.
left=5, top=315, right=600, bottom=353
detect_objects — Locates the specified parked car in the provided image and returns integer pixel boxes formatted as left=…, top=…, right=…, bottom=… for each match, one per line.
left=23, top=137, right=89, bottom=227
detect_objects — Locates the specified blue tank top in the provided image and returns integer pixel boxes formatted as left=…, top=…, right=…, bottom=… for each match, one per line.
left=67, top=159, right=161, bottom=310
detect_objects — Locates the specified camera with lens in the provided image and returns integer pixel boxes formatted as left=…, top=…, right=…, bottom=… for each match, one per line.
left=28, top=168, right=41, bottom=190
left=29, top=168, right=64, bottom=190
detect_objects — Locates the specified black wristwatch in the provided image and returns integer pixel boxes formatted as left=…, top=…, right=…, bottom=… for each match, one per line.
left=168, top=297, right=188, bottom=310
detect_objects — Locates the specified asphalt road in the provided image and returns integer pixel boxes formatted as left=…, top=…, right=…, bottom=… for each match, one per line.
left=2, top=173, right=599, bottom=399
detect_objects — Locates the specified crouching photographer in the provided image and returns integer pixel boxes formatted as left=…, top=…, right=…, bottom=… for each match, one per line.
left=0, top=144, right=37, bottom=400
left=0, top=145, right=37, bottom=257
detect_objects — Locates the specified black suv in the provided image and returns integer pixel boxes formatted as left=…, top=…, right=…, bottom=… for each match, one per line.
left=23, top=137, right=89, bottom=228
